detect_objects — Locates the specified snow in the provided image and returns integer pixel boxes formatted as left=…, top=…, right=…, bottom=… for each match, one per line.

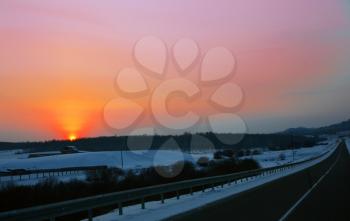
left=82, top=141, right=338, bottom=221
left=0, top=139, right=337, bottom=188
left=0, top=173, right=86, bottom=188
left=345, top=138, right=350, bottom=154
left=0, top=150, right=212, bottom=172
left=0, top=140, right=336, bottom=172
left=245, top=143, right=334, bottom=168
left=0, top=149, right=28, bottom=160
left=0, top=149, right=213, bottom=187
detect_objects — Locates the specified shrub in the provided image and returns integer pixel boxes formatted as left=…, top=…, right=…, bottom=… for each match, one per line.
left=238, top=159, right=260, bottom=171
left=252, top=149, right=262, bottom=155
left=86, top=167, right=124, bottom=183
left=222, top=149, right=235, bottom=158
left=197, top=156, right=210, bottom=167
left=176, top=161, right=197, bottom=179
left=206, top=158, right=238, bottom=176
left=0, top=158, right=260, bottom=214
left=213, top=151, right=223, bottom=159
left=237, top=150, right=245, bottom=157
left=278, top=153, right=286, bottom=161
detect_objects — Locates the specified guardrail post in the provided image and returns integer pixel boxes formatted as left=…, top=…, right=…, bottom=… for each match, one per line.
left=141, top=198, right=145, bottom=209
left=118, top=202, right=123, bottom=215
left=88, top=209, right=93, bottom=221
left=161, top=193, right=164, bottom=204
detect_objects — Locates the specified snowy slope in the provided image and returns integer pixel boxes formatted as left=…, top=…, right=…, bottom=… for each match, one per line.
left=0, top=140, right=336, bottom=172
left=0, top=149, right=28, bottom=160
left=245, top=143, right=334, bottom=168
left=0, top=150, right=212, bottom=171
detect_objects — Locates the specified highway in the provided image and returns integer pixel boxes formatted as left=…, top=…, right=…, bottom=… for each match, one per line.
left=0, top=141, right=347, bottom=221
left=167, top=141, right=350, bottom=221
left=283, top=141, right=350, bottom=221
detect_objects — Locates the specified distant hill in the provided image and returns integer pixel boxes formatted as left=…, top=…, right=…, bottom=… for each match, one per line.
left=283, top=119, right=350, bottom=135
left=7, top=118, right=350, bottom=152
left=0, top=132, right=319, bottom=152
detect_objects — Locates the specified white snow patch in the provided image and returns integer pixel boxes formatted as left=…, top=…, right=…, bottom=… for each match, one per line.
left=345, top=138, right=350, bottom=154
left=0, top=149, right=28, bottom=161
left=0, top=150, right=212, bottom=172
left=245, top=143, right=335, bottom=168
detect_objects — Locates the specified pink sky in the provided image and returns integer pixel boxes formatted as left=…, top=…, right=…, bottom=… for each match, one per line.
left=0, top=0, right=350, bottom=141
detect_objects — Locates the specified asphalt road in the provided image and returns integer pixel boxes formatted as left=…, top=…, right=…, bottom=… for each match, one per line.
left=284, top=142, right=350, bottom=221
left=167, top=142, right=350, bottom=221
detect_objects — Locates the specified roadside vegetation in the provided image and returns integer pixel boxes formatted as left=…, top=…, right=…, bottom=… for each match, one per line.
left=0, top=156, right=259, bottom=214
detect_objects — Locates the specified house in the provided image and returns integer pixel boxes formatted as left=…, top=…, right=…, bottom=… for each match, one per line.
left=60, top=146, right=79, bottom=154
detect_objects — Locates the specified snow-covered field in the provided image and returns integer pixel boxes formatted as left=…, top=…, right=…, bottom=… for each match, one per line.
left=0, top=149, right=28, bottom=160
left=0, top=139, right=337, bottom=186
left=245, top=143, right=334, bottom=168
left=0, top=150, right=212, bottom=172
left=0, top=150, right=213, bottom=187
left=0, top=140, right=336, bottom=172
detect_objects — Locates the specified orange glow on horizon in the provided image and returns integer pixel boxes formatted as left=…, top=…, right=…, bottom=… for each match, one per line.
left=43, top=99, right=101, bottom=141
left=69, top=134, right=77, bottom=141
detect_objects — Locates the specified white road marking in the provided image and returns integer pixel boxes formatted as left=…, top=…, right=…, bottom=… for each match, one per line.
left=278, top=148, right=342, bottom=221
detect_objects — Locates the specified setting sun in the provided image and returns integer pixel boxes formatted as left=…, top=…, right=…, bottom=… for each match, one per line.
left=69, top=134, right=77, bottom=141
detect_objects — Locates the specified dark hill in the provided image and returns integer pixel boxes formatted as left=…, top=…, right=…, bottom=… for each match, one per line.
left=283, top=119, right=350, bottom=135
left=0, top=132, right=319, bottom=152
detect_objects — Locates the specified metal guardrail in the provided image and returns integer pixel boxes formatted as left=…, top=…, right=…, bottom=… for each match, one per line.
left=0, top=142, right=339, bottom=221
left=0, top=166, right=108, bottom=182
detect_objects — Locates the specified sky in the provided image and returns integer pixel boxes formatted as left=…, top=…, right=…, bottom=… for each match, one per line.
left=0, top=0, right=350, bottom=142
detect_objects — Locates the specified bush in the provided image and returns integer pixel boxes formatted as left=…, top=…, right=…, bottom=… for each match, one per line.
left=237, top=150, right=245, bottom=157
left=213, top=150, right=235, bottom=159
left=207, top=159, right=238, bottom=175
left=222, top=149, right=235, bottom=158
left=0, top=158, right=260, bottom=214
left=213, top=151, right=223, bottom=159
left=252, top=149, right=262, bottom=155
left=278, top=153, right=286, bottom=161
left=197, top=156, right=210, bottom=167
left=86, top=167, right=124, bottom=183
left=238, top=159, right=260, bottom=171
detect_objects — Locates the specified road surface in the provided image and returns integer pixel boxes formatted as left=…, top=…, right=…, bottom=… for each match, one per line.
left=167, top=141, right=350, bottom=221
